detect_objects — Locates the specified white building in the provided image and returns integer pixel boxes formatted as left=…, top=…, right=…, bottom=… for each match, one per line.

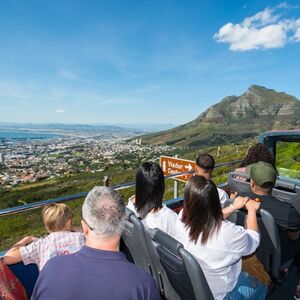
left=0, top=152, right=3, bottom=164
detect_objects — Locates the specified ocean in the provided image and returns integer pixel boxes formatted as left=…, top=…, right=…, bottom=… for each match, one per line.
left=0, top=130, right=61, bottom=140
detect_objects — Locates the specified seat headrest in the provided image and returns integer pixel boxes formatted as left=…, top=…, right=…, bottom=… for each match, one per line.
left=152, top=229, right=183, bottom=255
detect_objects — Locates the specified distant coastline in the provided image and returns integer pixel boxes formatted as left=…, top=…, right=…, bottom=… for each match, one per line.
left=0, top=130, right=61, bottom=141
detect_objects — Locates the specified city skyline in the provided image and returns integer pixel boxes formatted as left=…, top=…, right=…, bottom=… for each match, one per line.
left=0, top=0, right=300, bottom=125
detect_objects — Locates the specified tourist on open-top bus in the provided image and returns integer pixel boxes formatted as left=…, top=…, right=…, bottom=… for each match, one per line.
left=234, top=143, right=276, bottom=181
left=245, top=161, right=300, bottom=299
left=127, top=161, right=178, bottom=235
left=195, top=153, right=249, bottom=219
left=174, top=175, right=267, bottom=300
left=3, top=203, right=84, bottom=271
left=32, top=186, right=160, bottom=300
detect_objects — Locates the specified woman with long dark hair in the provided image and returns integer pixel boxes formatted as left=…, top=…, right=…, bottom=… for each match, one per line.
left=175, top=176, right=267, bottom=300
left=127, top=161, right=177, bottom=235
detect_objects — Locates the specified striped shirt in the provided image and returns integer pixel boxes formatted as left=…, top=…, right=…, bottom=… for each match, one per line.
left=20, top=231, right=84, bottom=271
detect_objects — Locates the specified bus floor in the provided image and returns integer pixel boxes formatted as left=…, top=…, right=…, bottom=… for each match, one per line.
left=268, top=265, right=298, bottom=300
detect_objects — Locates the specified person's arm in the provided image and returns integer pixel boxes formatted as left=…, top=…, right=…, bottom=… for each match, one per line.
left=225, top=200, right=261, bottom=257
left=3, top=236, right=37, bottom=265
left=230, top=192, right=238, bottom=200
left=222, top=206, right=236, bottom=219
left=245, top=200, right=260, bottom=232
left=222, top=196, right=249, bottom=219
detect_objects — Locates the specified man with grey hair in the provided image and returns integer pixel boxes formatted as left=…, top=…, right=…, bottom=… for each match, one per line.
left=32, top=186, right=160, bottom=300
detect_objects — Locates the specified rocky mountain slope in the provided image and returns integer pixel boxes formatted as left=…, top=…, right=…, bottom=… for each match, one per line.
left=141, top=85, right=300, bottom=146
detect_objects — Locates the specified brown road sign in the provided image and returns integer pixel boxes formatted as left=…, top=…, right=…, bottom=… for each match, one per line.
left=160, top=156, right=196, bottom=182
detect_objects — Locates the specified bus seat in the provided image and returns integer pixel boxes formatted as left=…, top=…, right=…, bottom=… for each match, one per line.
left=230, top=208, right=293, bottom=282
left=145, top=229, right=181, bottom=300
left=9, top=262, right=39, bottom=297
left=272, top=179, right=300, bottom=214
left=121, top=209, right=179, bottom=299
left=148, top=228, right=214, bottom=300
left=227, top=172, right=251, bottom=195
left=122, top=209, right=155, bottom=277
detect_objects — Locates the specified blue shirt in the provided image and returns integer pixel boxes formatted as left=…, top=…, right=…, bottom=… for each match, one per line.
left=31, top=246, right=160, bottom=300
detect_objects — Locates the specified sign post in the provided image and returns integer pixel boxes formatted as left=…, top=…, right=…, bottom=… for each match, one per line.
left=160, top=155, right=196, bottom=183
left=174, top=155, right=179, bottom=198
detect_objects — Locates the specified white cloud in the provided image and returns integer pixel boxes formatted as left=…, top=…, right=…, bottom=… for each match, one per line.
left=277, top=2, right=289, bottom=9
left=242, top=8, right=279, bottom=27
left=55, top=109, right=66, bottom=113
left=214, top=7, right=300, bottom=51
left=277, top=2, right=299, bottom=9
left=289, top=19, right=300, bottom=41
left=294, top=28, right=300, bottom=40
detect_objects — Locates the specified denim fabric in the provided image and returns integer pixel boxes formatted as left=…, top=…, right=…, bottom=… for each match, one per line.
left=224, top=271, right=267, bottom=300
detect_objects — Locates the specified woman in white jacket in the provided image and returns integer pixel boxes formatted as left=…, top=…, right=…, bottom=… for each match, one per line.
left=174, top=175, right=267, bottom=300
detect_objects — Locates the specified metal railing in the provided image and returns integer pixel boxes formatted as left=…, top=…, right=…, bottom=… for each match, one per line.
left=0, top=159, right=241, bottom=217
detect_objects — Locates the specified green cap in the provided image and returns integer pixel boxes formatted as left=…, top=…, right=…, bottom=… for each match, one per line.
left=247, top=161, right=276, bottom=187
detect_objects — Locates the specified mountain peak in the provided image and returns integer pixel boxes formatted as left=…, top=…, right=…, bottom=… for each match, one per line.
left=141, top=85, right=300, bottom=147
left=197, top=85, right=300, bottom=123
left=248, top=84, right=266, bottom=91
left=246, top=84, right=264, bottom=95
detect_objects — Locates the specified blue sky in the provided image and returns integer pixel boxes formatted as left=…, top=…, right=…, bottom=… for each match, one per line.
left=0, top=0, right=300, bottom=125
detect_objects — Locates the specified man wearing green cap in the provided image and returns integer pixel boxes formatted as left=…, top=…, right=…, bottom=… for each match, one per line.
left=247, top=161, right=300, bottom=234
left=247, top=161, right=300, bottom=299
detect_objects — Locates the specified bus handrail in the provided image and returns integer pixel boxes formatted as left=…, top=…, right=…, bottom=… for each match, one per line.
left=0, top=159, right=240, bottom=217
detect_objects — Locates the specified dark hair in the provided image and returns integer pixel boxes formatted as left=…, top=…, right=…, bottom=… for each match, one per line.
left=196, top=153, right=215, bottom=170
left=182, top=176, right=222, bottom=244
left=135, top=162, right=165, bottom=219
left=240, top=143, right=275, bottom=168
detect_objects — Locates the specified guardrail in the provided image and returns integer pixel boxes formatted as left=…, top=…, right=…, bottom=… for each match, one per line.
left=0, top=159, right=241, bottom=217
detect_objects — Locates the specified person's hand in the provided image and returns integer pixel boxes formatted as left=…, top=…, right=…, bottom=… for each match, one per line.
left=20, top=236, right=38, bottom=246
left=230, top=192, right=238, bottom=200
left=232, top=196, right=249, bottom=210
left=129, top=195, right=136, bottom=205
left=245, top=200, right=260, bottom=212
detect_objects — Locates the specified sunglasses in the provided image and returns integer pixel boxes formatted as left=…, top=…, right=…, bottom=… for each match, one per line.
left=81, top=212, right=94, bottom=231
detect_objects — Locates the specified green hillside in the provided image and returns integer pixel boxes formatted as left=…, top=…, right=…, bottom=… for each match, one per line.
left=276, top=141, right=300, bottom=179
